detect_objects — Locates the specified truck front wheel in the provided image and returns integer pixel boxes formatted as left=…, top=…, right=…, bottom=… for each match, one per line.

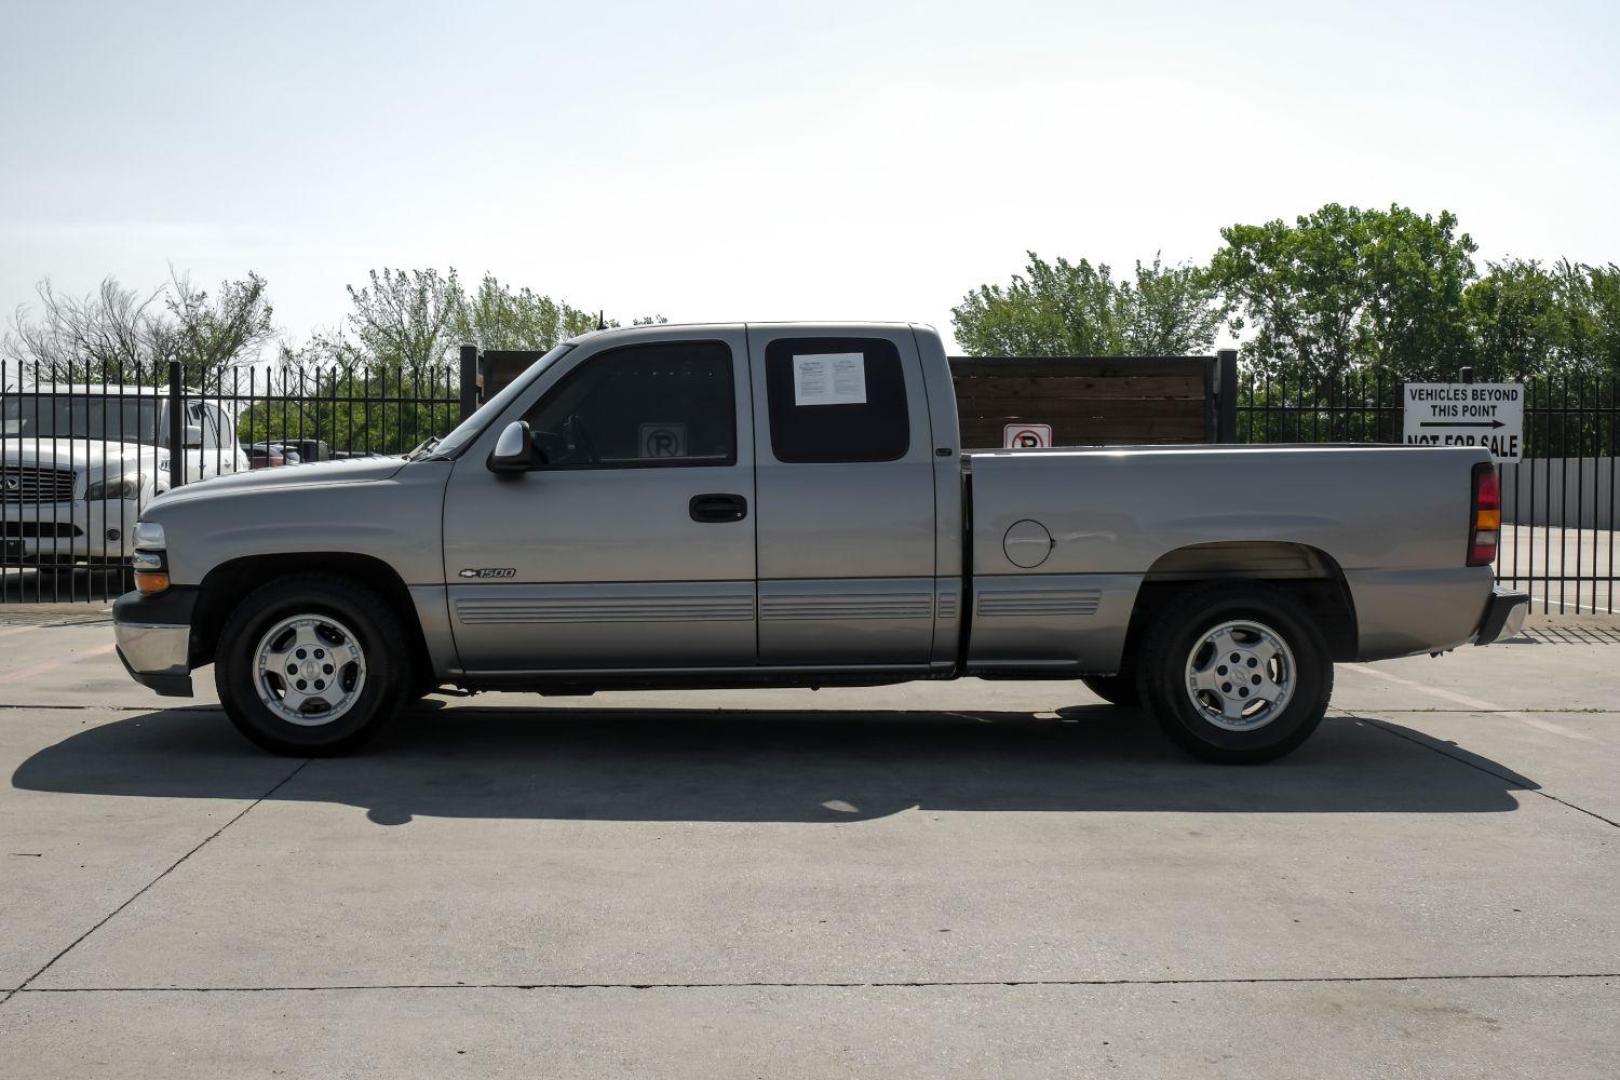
left=215, top=575, right=407, bottom=756
left=1136, top=584, right=1332, bottom=764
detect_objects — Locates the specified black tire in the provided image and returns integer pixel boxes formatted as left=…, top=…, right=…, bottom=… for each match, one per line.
left=215, top=574, right=407, bottom=756
left=1136, top=583, right=1332, bottom=764
left=1080, top=673, right=1140, bottom=707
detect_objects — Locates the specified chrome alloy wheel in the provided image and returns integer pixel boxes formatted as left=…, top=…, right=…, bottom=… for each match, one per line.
left=252, top=614, right=367, bottom=727
left=1183, top=619, right=1295, bottom=731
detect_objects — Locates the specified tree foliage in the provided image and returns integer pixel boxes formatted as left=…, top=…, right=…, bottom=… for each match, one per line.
left=1462, top=258, right=1568, bottom=381
left=234, top=269, right=654, bottom=452
left=158, top=270, right=275, bottom=386
left=1552, top=260, right=1620, bottom=374
left=454, top=273, right=600, bottom=352
left=343, top=267, right=465, bottom=370
left=1123, top=255, right=1228, bottom=356
left=3, top=272, right=273, bottom=386
left=233, top=363, right=460, bottom=456
left=952, top=252, right=1224, bottom=357
left=4, top=278, right=164, bottom=383
left=339, top=266, right=659, bottom=367
left=1209, top=203, right=1477, bottom=382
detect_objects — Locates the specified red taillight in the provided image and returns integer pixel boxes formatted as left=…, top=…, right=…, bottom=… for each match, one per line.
left=1468, top=462, right=1500, bottom=566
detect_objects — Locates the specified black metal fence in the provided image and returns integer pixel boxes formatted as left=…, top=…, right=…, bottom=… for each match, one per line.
left=2, top=358, right=463, bottom=603
left=6, top=349, right=1617, bottom=615
left=1236, top=367, right=1619, bottom=614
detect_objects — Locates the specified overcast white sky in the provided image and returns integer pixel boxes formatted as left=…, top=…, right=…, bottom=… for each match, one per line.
left=1, top=0, right=1617, bottom=353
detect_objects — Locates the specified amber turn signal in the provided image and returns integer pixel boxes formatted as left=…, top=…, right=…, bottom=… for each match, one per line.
left=134, top=571, right=170, bottom=594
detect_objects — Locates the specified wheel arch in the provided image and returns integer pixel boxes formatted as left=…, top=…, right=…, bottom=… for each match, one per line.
left=1123, top=541, right=1359, bottom=664
left=191, top=552, right=432, bottom=678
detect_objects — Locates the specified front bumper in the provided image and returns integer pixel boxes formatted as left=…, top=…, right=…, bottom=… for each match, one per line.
left=1473, top=588, right=1530, bottom=646
left=2, top=499, right=143, bottom=562
left=112, top=587, right=199, bottom=696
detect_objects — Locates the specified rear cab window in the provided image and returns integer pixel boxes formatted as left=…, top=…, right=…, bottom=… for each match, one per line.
left=763, top=337, right=910, bottom=463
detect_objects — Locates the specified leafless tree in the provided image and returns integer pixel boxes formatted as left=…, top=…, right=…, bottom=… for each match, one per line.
left=3, top=271, right=275, bottom=388
left=3, top=277, right=166, bottom=384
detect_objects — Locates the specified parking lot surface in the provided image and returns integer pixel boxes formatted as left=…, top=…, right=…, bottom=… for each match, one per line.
left=1, top=612, right=1617, bottom=1078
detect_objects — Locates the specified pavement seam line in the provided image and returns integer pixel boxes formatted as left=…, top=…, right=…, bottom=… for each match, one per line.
left=10, top=972, right=1620, bottom=994
left=0, top=757, right=312, bottom=1008
left=0, top=703, right=220, bottom=712
left=1349, top=711, right=1620, bottom=829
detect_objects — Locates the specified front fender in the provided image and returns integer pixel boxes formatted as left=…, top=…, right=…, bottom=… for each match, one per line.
left=146, top=460, right=451, bottom=587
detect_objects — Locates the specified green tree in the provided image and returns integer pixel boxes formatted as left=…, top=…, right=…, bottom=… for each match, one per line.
left=1463, top=259, right=1565, bottom=381
left=342, top=267, right=663, bottom=367
left=1210, top=203, right=1477, bottom=382
left=344, top=267, right=465, bottom=369
left=1122, top=254, right=1227, bottom=355
left=156, top=270, right=275, bottom=386
left=452, top=273, right=599, bottom=352
left=234, top=357, right=461, bottom=455
left=1556, top=260, right=1620, bottom=373
left=952, top=252, right=1223, bottom=357
left=952, top=253, right=1124, bottom=356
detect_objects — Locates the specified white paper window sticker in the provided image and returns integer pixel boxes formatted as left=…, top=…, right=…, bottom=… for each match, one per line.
left=792, top=353, right=867, bottom=406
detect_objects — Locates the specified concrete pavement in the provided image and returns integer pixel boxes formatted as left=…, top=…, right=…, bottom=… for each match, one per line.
left=1, top=615, right=1617, bottom=1077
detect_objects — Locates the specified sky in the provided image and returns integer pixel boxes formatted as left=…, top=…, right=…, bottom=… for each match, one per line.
left=1, top=0, right=1617, bottom=354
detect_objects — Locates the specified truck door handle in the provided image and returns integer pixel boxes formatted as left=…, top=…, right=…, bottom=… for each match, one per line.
left=689, top=493, right=748, bottom=523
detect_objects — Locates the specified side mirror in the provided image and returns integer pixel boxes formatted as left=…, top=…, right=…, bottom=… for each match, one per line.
left=487, top=420, right=542, bottom=473
left=183, top=424, right=204, bottom=448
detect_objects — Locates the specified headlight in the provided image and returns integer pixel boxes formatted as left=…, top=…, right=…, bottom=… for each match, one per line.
left=86, top=473, right=146, bottom=500
left=133, top=521, right=166, bottom=550
left=132, top=520, right=169, bottom=593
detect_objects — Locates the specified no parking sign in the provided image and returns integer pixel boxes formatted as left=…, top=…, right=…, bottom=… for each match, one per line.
left=1003, top=423, right=1053, bottom=449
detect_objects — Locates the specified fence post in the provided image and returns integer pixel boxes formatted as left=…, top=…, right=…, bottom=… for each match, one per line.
left=1216, top=349, right=1239, bottom=443
left=166, top=359, right=185, bottom=488
left=458, top=344, right=479, bottom=422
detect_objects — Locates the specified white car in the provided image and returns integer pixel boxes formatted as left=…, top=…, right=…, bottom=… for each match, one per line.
left=1, top=384, right=246, bottom=566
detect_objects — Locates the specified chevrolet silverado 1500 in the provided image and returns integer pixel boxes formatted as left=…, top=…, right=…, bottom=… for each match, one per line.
left=112, top=323, right=1528, bottom=762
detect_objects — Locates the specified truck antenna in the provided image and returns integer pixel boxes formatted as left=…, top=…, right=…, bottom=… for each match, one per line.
left=597, top=310, right=606, bottom=331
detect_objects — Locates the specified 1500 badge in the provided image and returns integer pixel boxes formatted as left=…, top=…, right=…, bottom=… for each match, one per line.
left=458, top=568, right=517, bottom=579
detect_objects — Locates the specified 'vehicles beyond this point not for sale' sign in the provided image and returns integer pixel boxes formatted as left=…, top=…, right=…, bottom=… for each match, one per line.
left=1403, top=382, right=1523, bottom=463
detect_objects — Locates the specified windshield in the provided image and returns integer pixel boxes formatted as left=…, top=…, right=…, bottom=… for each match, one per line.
left=424, top=343, right=574, bottom=459
left=1, top=394, right=163, bottom=444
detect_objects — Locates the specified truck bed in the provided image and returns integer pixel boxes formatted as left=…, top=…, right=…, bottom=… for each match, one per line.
left=963, top=443, right=1492, bottom=666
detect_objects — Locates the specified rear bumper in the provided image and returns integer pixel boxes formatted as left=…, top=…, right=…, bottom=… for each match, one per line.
left=1346, top=566, right=1495, bottom=660
left=112, top=587, right=198, bottom=697
left=1473, top=588, right=1530, bottom=647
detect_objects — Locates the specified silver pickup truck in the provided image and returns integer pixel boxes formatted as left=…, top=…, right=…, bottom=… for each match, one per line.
left=112, top=322, right=1528, bottom=763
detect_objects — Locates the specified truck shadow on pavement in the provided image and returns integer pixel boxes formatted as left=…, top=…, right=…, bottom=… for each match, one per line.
left=12, top=703, right=1537, bottom=825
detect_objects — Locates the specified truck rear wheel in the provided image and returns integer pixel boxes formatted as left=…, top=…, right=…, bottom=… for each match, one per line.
left=1137, top=583, right=1331, bottom=764
left=215, top=574, right=407, bottom=756
left=1080, top=673, right=1139, bottom=707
